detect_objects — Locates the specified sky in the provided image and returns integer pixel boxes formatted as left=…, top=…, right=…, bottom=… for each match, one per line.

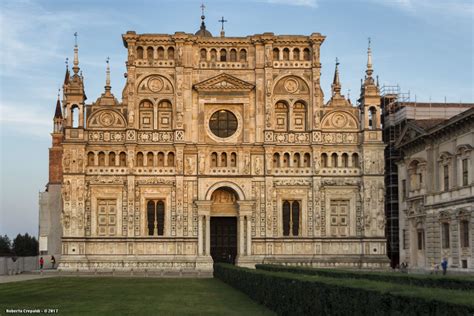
left=0, top=0, right=473, bottom=238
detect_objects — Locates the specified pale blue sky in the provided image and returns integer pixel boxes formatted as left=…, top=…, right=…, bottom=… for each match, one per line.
left=0, top=0, right=473, bottom=238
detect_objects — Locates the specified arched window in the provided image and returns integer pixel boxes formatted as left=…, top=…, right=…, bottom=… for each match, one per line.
left=210, top=49, right=217, bottom=61
left=139, top=100, right=153, bottom=130
left=304, top=153, right=311, bottom=167
left=157, top=47, right=164, bottom=59
left=303, top=48, right=310, bottom=61
left=230, top=49, right=237, bottom=62
left=283, top=153, right=290, bottom=168
left=109, top=152, right=116, bottom=166
left=273, top=48, right=279, bottom=60
left=119, top=152, right=127, bottom=167
left=331, top=153, right=338, bottom=167
left=239, top=49, right=247, bottom=62
left=200, top=48, right=207, bottom=61
left=71, top=105, right=80, bottom=128
left=137, top=46, right=144, bottom=59
left=292, top=101, right=306, bottom=131
left=211, top=152, right=218, bottom=167
left=147, top=46, right=154, bottom=59
left=157, top=152, right=164, bottom=167
left=230, top=152, right=237, bottom=167
left=147, top=152, right=154, bottom=167
left=98, top=152, right=105, bottom=167
left=293, top=48, right=300, bottom=60
left=282, top=200, right=300, bottom=236
left=167, top=152, right=175, bottom=167
left=220, top=49, right=227, bottom=62
left=158, top=100, right=172, bottom=130
left=221, top=152, right=227, bottom=167
left=282, top=201, right=290, bottom=236
left=147, top=200, right=165, bottom=236
left=321, top=153, right=328, bottom=168
left=87, top=152, right=95, bottom=166
left=136, top=152, right=144, bottom=167
left=342, top=153, right=348, bottom=168
left=282, top=48, right=290, bottom=61
left=275, top=101, right=289, bottom=131
left=368, top=107, right=377, bottom=130
left=167, top=47, right=175, bottom=60
left=147, top=201, right=155, bottom=236
left=273, top=153, right=280, bottom=168
left=293, top=153, right=301, bottom=168
left=352, top=153, right=359, bottom=168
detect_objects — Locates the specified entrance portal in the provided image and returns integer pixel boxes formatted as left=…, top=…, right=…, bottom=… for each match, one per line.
left=210, top=217, right=237, bottom=264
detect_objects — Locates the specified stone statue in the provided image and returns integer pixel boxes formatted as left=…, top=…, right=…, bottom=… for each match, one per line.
left=129, top=110, right=135, bottom=124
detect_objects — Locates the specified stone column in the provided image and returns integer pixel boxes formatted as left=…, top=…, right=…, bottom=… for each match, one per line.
left=246, top=216, right=252, bottom=255
left=197, top=215, right=203, bottom=256
left=239, top=216, right=245, bottom=256
left=205, top=215, right=211, bottom=255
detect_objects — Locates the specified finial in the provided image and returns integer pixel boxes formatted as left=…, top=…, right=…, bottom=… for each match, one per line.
left=366, top=37, right=373, bottom=77
left=65, top=57, right=69, bottom=69
left=57, top=88, right=60, bottom=100
left=219, top=16, right=227, bottom=37
left=332, top=57, right=341, bottom=95
left=73, top=32, right=80, bottom=74
left=347, top=89, right=351, bottom=101
left=105, top=56, right=111, bottom=92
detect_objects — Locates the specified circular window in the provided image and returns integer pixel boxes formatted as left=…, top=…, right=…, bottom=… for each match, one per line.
left=209, top=110, right=238, bottom=138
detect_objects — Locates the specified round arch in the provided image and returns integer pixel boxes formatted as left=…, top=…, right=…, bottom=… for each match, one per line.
left=205, top=181, right=246, bottom=201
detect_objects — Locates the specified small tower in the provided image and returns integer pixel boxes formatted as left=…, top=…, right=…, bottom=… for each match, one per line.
left=49, top=91, right=64, bottom=185
left=359, top=38, right=381, bottom=131
left=63, top=32, right=87, bottom=128
left=326, top=58, right=351, bottom=107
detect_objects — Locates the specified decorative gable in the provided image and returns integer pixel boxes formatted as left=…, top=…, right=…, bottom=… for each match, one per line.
left=193, top=73, right=254, bottom=92
left=395, top=123, right=426, bottom=148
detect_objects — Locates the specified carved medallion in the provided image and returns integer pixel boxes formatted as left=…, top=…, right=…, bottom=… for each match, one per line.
left=284, top=78, right=299, bottom=93
left=332, top=113, right=347, bottom=128
left=99, top=112, right=114, bottom=127
left=148, top=77, right=163, bottom=92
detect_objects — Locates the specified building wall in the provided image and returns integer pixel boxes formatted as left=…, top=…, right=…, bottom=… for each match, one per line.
left=39, top=184, right=63, bottom=258
left=55, top=32, right=388, bottom=271
left=398, top=119, right=474, bottom=271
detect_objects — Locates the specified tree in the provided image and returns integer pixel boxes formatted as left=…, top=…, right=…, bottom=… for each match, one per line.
left=12, top=233, right=38, bottom=256
left=0, top=235, right=12, bottom=256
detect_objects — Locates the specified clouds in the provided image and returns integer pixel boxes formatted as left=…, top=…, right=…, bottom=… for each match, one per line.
left=367, top=0, right=473, bottom=18
left=262, top=0, right=318, bottom=8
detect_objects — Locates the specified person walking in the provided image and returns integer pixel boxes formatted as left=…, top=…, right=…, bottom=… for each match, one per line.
left=39, top=257, right=44, bottom=270
left=441, top=258, right=448, bottom=275
left=51, top=256, right=56, bottom=269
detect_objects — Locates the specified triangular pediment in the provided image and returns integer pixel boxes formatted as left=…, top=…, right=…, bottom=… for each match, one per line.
left=193, top=73, right=254, bottom=92
left=395, top=122, right=426, bottom=148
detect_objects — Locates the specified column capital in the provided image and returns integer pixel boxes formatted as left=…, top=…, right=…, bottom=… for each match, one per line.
left=237, top=200, right=255, bottom=216
left=194, top=200, right=212, bottom=216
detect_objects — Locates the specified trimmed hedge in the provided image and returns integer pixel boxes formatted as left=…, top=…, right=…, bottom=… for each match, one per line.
left=215, top=263, right=474, bottom=316
left=256, top=264, right=474, bottom=291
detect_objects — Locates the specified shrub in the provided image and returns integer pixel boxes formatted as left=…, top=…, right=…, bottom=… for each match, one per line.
left=256, top=264, right=474, bottom=291
left=215, top=263, right=474, bottom=316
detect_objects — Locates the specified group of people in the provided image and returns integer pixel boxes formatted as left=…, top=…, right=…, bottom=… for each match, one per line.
left=397, top=258, right=449, bottom=275
left=39, top=255, right=55, bottom=270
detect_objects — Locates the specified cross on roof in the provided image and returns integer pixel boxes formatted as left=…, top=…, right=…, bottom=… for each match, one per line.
left=74, top=32, right=78, bottom=46
left=219, top=16, right=228, bottom=30
left=200, top=3, right=205, bottom=15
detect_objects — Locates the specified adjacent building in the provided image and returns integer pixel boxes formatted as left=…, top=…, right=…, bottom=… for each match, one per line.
left=396, top=108, right=473, bottom=271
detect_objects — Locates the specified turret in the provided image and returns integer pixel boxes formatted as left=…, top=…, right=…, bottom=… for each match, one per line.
left=359, top=39, right=381, bottom=130
left=49, top=92, right=63, bottom=185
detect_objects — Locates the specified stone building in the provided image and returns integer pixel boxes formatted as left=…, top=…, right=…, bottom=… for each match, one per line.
left=396, top=108, right=474, bottom=271
left=40, top=18, right=388, bottom=272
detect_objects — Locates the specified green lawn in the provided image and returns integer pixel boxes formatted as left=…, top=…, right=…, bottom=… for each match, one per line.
left=0, top=277, right=274, bottom=316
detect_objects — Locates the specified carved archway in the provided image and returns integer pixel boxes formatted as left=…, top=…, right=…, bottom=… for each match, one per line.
left=205, top=181, right=245, bottom=201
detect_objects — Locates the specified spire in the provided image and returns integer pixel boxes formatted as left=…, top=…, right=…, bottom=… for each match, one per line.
left=104, top=57, right=111, bottom=94
left=72, top=32, right=80, bottom=74
left=366, top=37, right=373, bottom=78
left=331, top=57, right=341, bottom=96
left=64, top=58, right=70, bottom=84
left=54, top=89, right=63, bottom=119
left=219, top=16, right=227, bottom=37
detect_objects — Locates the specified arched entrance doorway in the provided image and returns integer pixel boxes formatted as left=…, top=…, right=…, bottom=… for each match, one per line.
left=210, top=187, right=238, bottom=264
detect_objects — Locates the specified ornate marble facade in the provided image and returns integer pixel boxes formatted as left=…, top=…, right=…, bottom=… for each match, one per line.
left=42, top=22, right=388, bottom=272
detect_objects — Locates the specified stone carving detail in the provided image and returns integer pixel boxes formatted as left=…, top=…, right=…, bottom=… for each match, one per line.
left=88, top=110, right=127, bottom=129
left=89, top=131, right=126, bottom=142
left=273, top=132, right=310, bottom=144
left=137, top=75, right=174, bottom=94
left=88, top=176, right=125, bottom=185
left=322, top=132, right=357, bottom=144
left=274, top=179, right=312, bottom=186
left=137, top=131, right=174, bottom=143
left=135, top=178, right=176, bottom=185
left=193, top=73, right=254, bottom=91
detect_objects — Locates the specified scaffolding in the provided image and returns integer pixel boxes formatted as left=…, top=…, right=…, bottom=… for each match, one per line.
left=380, top=85, right=410, bottom=268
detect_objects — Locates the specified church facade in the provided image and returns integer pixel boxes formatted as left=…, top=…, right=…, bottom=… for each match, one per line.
left=41, top=21, right=388, bottom=272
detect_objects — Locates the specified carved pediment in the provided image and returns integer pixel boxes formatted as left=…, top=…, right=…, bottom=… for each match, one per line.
left=320, top=111, right=359, bottom=130
left=87, top=109, right=127, bottom=129
left=137, top=75, right=174, bottom=94
left=193, top=73, right=254, bottom=92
